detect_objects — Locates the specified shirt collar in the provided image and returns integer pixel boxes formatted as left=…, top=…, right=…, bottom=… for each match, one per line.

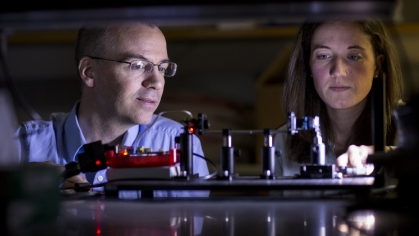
left=121, top=125, right=140, bottom=146
left=63, top=101, right=146, bottom=159
left=63, top=101, right=86, bottom=159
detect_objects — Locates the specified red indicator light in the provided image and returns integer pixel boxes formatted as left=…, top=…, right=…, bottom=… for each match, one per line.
left=189, top=127, right=195, bottom=133
left=96, top=160, right=101, bottom=165
left=96, top=229, right=101, bottom=235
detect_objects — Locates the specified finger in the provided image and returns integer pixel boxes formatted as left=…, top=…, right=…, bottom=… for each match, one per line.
left=365, top=164, right=375, bottom=175
left=346, top=145, right=363, bottom=168
left=61, top=174, right=91, bottom=192
left=359, top=145, right=373, bottom=165
left=348, top=154, right=363, bottom=168
left=366, top=145, right=375, bottom=155
left=61, top=180, right=76, bottom=189
left=66, top=174, right=89, bottom=184
left=336, top=152, right=348, bottom=167
left=348, top=145, right=371, bottom=168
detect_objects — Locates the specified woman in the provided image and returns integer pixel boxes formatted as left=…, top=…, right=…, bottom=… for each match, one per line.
left=274, top=18, right=403, bottom=177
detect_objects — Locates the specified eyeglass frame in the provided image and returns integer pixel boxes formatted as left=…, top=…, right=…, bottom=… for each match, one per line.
left=88, top=56, right=177, bottom=77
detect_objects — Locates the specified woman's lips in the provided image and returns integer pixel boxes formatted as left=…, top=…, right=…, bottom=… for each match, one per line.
left=330, top=86, right=350, bottom=92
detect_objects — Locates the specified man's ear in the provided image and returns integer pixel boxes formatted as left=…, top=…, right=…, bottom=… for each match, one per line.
left=78, top=57, right=95, bottom=87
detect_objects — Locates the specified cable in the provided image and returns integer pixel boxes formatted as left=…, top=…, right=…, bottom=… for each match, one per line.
left=194, top=152, right=218, bottom=180
left=133, top=110, right=193, bottom=148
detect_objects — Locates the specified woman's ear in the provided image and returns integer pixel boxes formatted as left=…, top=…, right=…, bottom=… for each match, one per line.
left=78, top=57, right=95, bottom=87
left=375, top=54, right=385, bottom=78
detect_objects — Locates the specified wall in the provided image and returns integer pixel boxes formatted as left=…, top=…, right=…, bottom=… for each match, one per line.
left=3, top=2, right=419, bottom=171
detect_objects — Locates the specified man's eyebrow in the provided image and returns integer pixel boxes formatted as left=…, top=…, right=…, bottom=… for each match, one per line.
left=130, top=55, right=147, bottom=60
left=127, top=54, right=171, bottom=62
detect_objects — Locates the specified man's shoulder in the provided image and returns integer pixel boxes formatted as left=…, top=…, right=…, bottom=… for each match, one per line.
left=17, top=119, right=56, bottom=155
left=19, top=112, right=69, bottom=131
left=20, top=119, right=54, bottom=131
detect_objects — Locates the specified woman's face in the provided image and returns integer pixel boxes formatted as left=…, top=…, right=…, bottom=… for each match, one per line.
left=310, top=21, right=380, bottom=111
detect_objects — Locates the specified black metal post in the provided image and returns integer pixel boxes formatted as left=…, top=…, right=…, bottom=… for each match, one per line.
left=219, top=129, right=235, bottom=180
left=372, top=74, right=386, bottom=152
left=261, top=128, right=276, bottom=179
left=180, top=127, right=193, bottom=179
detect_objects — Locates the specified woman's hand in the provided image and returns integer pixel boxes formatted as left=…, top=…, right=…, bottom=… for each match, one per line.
left=337, top=145, right=374, bottom=168
left=336, top=145, right=375, bottom=175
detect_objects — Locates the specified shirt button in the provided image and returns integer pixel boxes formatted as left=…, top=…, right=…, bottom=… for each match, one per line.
left=97, top=175, right=103, bottom=182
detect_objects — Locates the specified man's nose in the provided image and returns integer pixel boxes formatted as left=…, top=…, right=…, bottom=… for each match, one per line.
left=142, top=66, right=164, bottom=90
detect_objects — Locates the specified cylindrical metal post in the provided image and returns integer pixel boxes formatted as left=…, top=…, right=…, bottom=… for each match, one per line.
left=261, top=128, right=276, bottom=179
left=180, top=130, right=193, bottom=178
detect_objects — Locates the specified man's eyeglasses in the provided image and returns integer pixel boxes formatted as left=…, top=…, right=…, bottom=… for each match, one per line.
left=89, top=56, right=177, bottom=77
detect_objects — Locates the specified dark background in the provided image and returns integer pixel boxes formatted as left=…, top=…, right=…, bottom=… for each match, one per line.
left=1, top=0, right=418, bottom=172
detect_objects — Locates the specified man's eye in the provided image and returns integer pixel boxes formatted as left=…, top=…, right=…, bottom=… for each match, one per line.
left=131, top=61, right=146, bottom=70
left=159, top=63, right=169, bottom=70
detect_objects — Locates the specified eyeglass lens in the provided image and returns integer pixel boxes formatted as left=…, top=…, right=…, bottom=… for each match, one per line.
left=130, top=61, right=177, bottom=77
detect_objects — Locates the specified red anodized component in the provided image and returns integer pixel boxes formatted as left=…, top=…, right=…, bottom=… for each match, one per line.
left=105, top=148, right=179, bottom=168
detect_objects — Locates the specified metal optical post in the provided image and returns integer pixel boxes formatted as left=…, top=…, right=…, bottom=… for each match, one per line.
left=261, top=128, right=276, bottom=179
left=287, top=112, right=335, bottom=179
left=178, top=119, right=195, bottom=180
left=177, top=114, right=210, bottom=180
left=219, top=129, right=235, bottom=180
left=310, top=116, right=326, bottom=166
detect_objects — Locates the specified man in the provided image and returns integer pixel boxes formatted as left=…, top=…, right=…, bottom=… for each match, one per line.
left=16, top=22, right=209, bottom=197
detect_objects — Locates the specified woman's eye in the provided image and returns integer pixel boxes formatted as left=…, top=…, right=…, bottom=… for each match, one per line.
left=348, top=55, right=361, bottom=60
left=316, top=54, right=330, bottom=59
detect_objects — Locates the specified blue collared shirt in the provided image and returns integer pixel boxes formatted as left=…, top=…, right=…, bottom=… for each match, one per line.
left=16, top=101, right=210, bottom=197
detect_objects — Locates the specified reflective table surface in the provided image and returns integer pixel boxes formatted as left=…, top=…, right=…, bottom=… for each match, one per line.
left=4, top=172, right=417, bottom=236
left=7, top=188, right=419, bottom=236
left=58, top=196, right=353, bottom=236
left=50, top=195, right=418, bottom=236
